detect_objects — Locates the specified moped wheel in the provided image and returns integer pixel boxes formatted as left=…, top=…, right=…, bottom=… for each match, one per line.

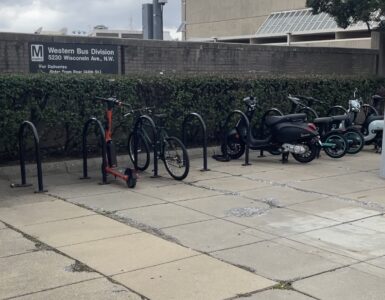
left=221, top=140, right=245, bottom=159
left=344, top=129, right=364, bottom=154
left=128, top=132, right=150, bottom=171
left=124, top=168, right=137, bottom=188
left=163, top=137, right=190, bottom=181
left=323, top=133, right=348, bottom=159
left=291, top=140, right=318, bottom=163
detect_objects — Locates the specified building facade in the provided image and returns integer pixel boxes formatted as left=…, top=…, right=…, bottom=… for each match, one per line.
left=181, top=0, right=373, bottom=48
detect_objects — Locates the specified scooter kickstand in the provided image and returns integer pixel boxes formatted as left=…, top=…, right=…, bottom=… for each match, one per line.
left=281, top=152, right=289, bottom=164
left=258, top=150, right=266, bottom=158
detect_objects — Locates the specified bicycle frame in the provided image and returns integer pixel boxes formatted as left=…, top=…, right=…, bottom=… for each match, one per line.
left=139, top=123, right=168, bottom=160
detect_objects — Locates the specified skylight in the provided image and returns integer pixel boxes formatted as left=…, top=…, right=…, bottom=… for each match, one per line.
left=256, top=9, right=374, bottom=36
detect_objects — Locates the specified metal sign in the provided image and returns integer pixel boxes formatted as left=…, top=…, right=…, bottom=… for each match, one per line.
left=29, top=42, right=118, bottom=74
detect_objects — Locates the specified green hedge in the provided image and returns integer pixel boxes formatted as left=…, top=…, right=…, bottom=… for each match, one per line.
left=1, top=74, right=384, bottom=164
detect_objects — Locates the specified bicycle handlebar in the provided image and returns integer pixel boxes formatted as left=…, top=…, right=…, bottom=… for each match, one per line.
left=292, top=95, right=325, bottom=105
left=95, top=96, right=131, bottom=107
left=123, top=106, right=155, bottom=117
left=287, top=95, right=302, bottom=106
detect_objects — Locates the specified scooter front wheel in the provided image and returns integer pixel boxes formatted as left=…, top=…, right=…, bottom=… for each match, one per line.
left=344, top=129, right=364, bottom=155
left=292, top=140, right=318, bottom=163
left=323, top=133, right=348, bottom=159
left=124, top=168, right=137, bottom=188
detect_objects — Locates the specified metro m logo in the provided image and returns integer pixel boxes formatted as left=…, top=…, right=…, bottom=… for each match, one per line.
left=31, top=44, right=44, bottom=62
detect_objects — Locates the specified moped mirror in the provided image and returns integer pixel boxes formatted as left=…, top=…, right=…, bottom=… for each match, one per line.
left=353, top=88, right=358, bottom=99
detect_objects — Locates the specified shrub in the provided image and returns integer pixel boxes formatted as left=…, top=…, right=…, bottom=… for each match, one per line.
left=1, top=74, right=384, bottom=164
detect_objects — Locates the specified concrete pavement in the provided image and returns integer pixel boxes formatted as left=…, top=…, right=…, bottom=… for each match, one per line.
left=1, top=148, right=385, bottom=299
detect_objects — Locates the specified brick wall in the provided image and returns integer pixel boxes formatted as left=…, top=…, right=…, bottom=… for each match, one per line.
left=0, top=32, right=379, bottom=77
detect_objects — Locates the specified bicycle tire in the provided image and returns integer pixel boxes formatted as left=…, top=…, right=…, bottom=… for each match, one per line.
left=128, top=131, right=150, bottom=171
left=163, top=136, right=190, bottom=180
left=323, top=132, right=348, bottom=159
left=344, top=129, right=364, bottom=155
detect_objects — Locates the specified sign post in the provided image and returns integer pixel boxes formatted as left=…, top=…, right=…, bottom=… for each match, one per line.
left=29, top=42, right=119, bottom=74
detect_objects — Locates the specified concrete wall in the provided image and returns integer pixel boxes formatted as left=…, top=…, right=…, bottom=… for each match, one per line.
left=183, top=0, right=306, bottom=39
left=269, top=38, right=372, bottom=49
left=0, top=32, right=379, bottom=77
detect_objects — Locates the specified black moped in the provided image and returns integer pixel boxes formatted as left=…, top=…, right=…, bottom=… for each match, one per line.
left=221, top=97, right=320, bottom=163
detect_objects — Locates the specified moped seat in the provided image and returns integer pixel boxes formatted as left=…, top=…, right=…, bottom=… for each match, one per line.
left=265, top=113, right=306, bottom=127
left=367, top=115, right=384, bottom=123
left=314, top=115, right=347, bottom=125
left=331, top=115, right=348, bottom=122
left=313, top=117, right=333, bottom=124
left=372, top=95, right=385, bottom=101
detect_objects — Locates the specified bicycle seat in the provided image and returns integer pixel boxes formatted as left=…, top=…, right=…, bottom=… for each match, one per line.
left=153, top=113, right=167, bottom=119
left=264, top=113, right=306, bottom=126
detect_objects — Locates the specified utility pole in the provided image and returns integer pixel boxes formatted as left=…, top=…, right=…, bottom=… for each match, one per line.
left=142, top=3, right=153, bottom=39
left=153, top=0, right=167, bottom=40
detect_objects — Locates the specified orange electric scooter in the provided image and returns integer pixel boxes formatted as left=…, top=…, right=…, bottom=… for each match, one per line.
left=96, top=96, right=137, bottom=188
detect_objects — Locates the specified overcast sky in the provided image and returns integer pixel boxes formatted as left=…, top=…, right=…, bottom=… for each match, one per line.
left=0, top=0, right=181, bottom=38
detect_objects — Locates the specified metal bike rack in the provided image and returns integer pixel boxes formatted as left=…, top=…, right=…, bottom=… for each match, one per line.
left=182, top=112, right=209, bottom=171
left=11, top=121, right=46, bottom=193
left=133, top=115, right=159, bottom=177
left=81, top=117, right=108, bottom=184
left=223, top=110, right=251, bottom=166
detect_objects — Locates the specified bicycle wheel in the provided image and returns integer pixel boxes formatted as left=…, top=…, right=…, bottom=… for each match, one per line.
left=128, top=131, right=150, bottom=171
left=344, top=129, right=364, bottom=155
left=163, top=137, right=190, bottom=180
left=323, top=132, right=348, bottom=159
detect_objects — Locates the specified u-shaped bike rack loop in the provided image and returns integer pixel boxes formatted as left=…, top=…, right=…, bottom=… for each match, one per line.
left=182, top=112, right=209, bottom=171
left=11, top=121, right=46, bottom=193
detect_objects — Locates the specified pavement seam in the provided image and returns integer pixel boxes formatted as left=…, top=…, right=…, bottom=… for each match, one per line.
left=2, top=278, right=112, bottom=300
left=0, top=221, right=149, bottom=300
left=0, top=245, right=37, bottom=260
left=226, top=283, right=321, bottom=300
left=54, top=232, right=142, bottom=249
left=285, top=211, right=385, bottom=237
left=285, top=205, right=384, bottom=223
left=3, top=156, right=382, bottom=299
left=30, top=190, right=282, bottom=288
left=11, top=212, right=97, bottom=228
left=109, top=253, right=203, bottom=277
